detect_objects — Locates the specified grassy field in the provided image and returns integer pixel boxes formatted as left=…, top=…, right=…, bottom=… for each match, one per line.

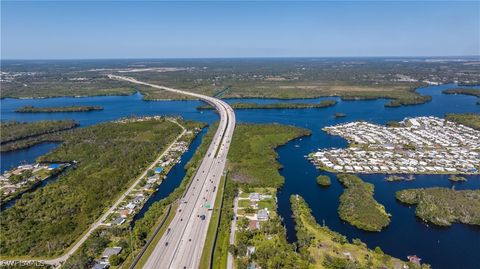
left=219, top=82, right=430, bottom=107
left=228, top=123, right=311, bottom=187
left=396, top=188, right=480, bottom=226
left=0, top=118, right=189, bottom=257
left=211, top=180, right=237, bottom=269
left=1, top=76, right=136, bottom=99
left=337, top=174, right=391, bottom=232
left=445, top=113, right=480, bottom=130
left=291, top=195, right=429, bottom=269
left=136, top=85, right=196, bottom=101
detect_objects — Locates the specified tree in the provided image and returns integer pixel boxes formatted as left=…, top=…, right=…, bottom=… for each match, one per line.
left=62, top=252, right=91, bottom=269
left=228, top=244, right=238, bottom=257
left=109, top=254, right=123, bottom=266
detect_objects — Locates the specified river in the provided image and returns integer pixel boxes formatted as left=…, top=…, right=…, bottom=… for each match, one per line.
left=1, top=83, right=479, bottom=268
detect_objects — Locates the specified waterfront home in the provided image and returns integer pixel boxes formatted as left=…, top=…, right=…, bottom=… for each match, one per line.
left=248, top=220, right=260, bottom=230
left=249, top=193, right=260, bottom=201
left=257, top=209, right=269, bottom=221
left=19, top=164, right=34, bottom=170
left=2, top=186, right=16, bottom=195
left=142, top=183, right=153, bottom=190
left=101, top=247, right=122, bottom=259
left=135, top=194, right=144, bottom=201
left=48, top=164, right=61, bottom=170
left=126, top=202, right=136, bottom=210
left=147, top=174, right=160, bottom=184
left=119, top=209, right=132, bottom=218
left=112, top=217, right=125, bottom=226
left=91, top=261, right=109, bottom=269
left=407, top=255, right=421, bottom=266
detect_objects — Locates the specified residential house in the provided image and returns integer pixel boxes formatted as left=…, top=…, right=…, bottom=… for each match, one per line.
left=101, top=247, right=123, bottom=259
left=112, top=217, right=126, bottom=226
left=257, top=209, right=269, bottom=221
left=246, top=246, right=256, bottom=257
left=249, top=193, right=260, bottom=201
left=248, top=220, right=260, bottom=230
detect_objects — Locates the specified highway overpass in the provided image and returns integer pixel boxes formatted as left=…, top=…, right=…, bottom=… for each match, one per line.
left=109, top=75, right=236, bottom=269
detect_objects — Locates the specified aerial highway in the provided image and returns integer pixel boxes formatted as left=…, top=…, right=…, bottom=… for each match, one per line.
left=109, top=75, right=236, bottom=269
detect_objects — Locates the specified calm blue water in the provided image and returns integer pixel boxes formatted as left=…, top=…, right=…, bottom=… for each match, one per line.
left=0, top=93, right=218, bottom=172
left=0, top=92, right=217, bottom=126
left=1, top=142, right=60, bottom=173
left=1, top=83, right=479, bottom=268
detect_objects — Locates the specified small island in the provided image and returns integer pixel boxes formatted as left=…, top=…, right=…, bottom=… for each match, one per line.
left=396, top=188, right=480, bottom=226
left=15, top=105, right=104, bottom=113
left=386, top=175, right=414, bottom=182
left=316, top=175, right=331, bottom=187
left=337, top=174, right=391, bottom=232
left=442, top=88, right=480, bottom=97
left=449, top=175, right=467, bottom=182
left=197, top=100, right=337, bottom=110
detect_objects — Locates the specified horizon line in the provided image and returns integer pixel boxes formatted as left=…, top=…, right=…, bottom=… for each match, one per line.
left=2, top=55, right=480, bottom=61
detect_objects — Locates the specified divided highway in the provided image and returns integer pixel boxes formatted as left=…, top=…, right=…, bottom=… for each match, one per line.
left=109, top=75, right=236, bottom=269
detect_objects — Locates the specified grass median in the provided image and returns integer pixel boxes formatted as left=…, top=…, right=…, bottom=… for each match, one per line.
left=199, top=173, right=227, bottom=269
left=132, top=204, right=178, bottom=269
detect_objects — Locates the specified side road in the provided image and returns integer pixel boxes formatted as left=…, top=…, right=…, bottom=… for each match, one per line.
left=0, top=119, right=186, bottom=267
left=227, top=196, right=239, bottom=269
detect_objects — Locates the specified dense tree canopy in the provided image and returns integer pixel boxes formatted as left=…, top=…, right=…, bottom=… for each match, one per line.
left=0, top=119, right=183, bottom=257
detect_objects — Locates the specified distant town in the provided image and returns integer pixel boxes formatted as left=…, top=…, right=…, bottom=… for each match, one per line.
left=309, top=116, right=480, bottom=174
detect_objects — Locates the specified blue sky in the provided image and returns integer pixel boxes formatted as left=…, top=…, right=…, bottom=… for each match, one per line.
left=1, top=1, right=479, bottom=59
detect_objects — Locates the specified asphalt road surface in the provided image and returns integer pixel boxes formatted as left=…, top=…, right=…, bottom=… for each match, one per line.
left=109, top=75, right=236, bottom=269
